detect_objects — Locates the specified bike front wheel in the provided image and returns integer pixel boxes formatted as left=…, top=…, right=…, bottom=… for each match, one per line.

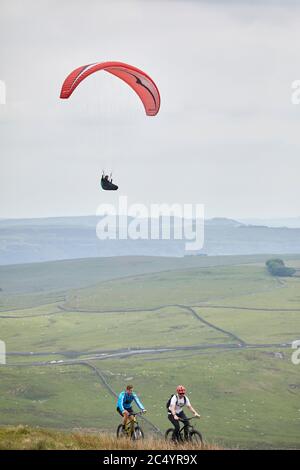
left=132, top=426, right=144, bottom=440
left=189, top=430, right=203, bottom=445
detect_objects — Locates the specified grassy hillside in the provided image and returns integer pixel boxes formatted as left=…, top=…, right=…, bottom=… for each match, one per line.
left=0, top=255, right=300, bottom=449
left=0, top=425, right=217, bottom=450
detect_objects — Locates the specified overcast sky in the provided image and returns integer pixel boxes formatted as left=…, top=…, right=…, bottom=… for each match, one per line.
left=1, top=0, right=300, bottom=219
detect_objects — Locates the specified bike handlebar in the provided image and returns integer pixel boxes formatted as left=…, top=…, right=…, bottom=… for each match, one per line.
left=128, top=411, right=145, bottom=417
left=178, top=416, right=199, bottom=422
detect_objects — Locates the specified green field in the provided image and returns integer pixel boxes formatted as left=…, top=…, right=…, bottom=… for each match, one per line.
left=0, top=254, right=300, bottom=449
left=63, top=264, right=281, bottom=311
left=0, top=306, right=231, bottom=355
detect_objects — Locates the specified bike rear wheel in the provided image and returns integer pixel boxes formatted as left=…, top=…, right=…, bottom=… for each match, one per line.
left=165, top=428, right=177, bottom=442
left=116, top=424, right=126, bottom=438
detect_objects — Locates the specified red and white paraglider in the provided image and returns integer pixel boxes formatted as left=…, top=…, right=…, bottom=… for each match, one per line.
left=60, top=61, right=160, bottom=190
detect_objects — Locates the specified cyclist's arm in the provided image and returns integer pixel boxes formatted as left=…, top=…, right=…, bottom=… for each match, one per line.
left=187, top=404, right=200, bottom=417
left=170, top=395, right=179, bottom=419
left=133, top=393, right=145, bottom=411
left=186, top=397, right=200, bottom=417
left=117, top=391, right=126, bottom=414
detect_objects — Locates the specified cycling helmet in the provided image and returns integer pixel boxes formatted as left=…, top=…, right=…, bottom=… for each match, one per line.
left=176, top=385, right=186, bottom=394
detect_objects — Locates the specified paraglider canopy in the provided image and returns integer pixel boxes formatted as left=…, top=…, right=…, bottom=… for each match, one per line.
left=60, top=61, right=160, bottom=116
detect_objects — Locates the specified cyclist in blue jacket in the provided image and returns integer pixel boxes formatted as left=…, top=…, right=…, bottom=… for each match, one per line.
left=116, top=384, right=146, bottom=429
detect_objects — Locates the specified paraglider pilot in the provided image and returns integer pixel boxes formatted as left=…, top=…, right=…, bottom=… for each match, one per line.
left=101, top=172, right=118, bottom=191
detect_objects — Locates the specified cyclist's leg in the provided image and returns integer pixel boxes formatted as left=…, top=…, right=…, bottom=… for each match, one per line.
left=117, top=407, right=128, bottom=429
left=168, top=413, right=180, bottom=440
left=124, top=407, right=134, bottom=430
left=177, top=411, right=189, bottom=439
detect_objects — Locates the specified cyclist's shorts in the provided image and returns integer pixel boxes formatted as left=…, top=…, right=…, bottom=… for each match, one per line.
left=117, top=406, right=133, bottom=416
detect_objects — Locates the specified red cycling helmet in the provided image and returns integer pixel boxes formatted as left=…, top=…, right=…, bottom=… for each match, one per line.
left=176, top=385, right=186, bottom=395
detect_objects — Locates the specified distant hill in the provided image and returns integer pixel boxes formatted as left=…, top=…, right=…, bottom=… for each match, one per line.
left=239, top=217, right=300, bottom=228
left=205, top=217, right=243, bottom=227
left=1, top=216, right=300, bottom=265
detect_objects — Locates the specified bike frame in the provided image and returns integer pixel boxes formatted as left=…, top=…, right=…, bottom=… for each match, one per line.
left=177, top=417, right=197, bottom=439
left=125, top=411, right=144, bottom=437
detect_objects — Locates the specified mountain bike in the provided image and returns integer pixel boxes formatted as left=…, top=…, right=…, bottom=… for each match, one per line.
left=165, top=417, right=203, bottom=445
left=116, top=411, right=145, bottom=440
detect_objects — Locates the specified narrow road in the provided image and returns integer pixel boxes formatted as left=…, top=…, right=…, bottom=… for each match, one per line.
left=178, top=305, right=246, bottom=345
left=7, top=340, right=292, bottom=364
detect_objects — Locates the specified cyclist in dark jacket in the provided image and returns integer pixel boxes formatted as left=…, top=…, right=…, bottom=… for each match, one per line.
left=101, top=173, right=118, bottom=191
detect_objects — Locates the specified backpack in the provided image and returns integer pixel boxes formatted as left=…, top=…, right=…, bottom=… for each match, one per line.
left=166, top=394, right=187, bottom=409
